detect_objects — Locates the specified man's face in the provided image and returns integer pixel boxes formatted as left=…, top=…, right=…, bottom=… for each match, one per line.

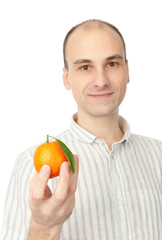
left=63, top=25, right=129, bottom=118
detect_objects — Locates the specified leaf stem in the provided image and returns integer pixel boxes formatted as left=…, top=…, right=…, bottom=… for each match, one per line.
left=48, top=135, right=56, bottom=141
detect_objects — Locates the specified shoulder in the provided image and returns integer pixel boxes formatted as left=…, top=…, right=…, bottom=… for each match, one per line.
left=128, top=133, right=162, bottom=154
left=129, top=133, right=162, bottom=144
left=55, top=129, right=71, bottom=140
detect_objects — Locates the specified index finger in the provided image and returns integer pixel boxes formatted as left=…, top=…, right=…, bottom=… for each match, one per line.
left=51, top=161, right=71, bottom=205
left=68, top=155, right=79, bottom=194
left=50, top=155, right=79, bottom=205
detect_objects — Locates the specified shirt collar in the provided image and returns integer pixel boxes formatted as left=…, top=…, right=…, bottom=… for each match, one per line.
left=70, top=114, right=96, bottom=143
left=69, top=113, right=131, bottom=144
left=118, top=116, right=131, bottom=143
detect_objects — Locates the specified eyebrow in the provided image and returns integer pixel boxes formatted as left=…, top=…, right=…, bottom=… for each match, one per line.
left=73, top=59, right=92, bottom=65
left=73, top=54, right=124, bottom=65
left=106, top=54, right=124, bottom=61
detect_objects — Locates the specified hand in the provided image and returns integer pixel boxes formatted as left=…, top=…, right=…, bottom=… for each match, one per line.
left=28, top=155, right=79, bottom=240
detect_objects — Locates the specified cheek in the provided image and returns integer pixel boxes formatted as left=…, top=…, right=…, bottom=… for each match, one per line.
left=70, top=76, right=90, bottom=105
left=69, top=73, right=88, bottom=93
left=118, top=79, right=128, bottom=101
left=69, top=77, right=82, bottom=99
left=112, top=73, right=128, bottom=98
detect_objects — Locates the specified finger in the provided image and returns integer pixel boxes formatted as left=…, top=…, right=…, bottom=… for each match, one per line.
left=57, top=155, right=79, bottom=214
left=68, top=155, right=79, bottom=194
left=51, top=161, right=71, bottom=205
left=32, top=165, right=51, bottom=201
left=59, top=195, right=75, bottom=220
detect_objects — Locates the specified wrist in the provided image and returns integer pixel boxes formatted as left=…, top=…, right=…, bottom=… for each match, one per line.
left=27, top=217, right=62, bottom=240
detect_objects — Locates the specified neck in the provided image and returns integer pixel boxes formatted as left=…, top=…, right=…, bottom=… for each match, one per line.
left=76, top=111, right=123, bottom=150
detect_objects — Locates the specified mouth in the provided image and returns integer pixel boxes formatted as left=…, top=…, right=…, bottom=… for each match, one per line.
left=88, top=92, right=114, bottom=99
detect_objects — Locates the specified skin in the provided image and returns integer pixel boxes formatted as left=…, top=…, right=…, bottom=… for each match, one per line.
left=28, top=22, right=129, bottom=239
left=63, top=23, right=129, bottom=149
left=28, top=156, right=79, bottom=240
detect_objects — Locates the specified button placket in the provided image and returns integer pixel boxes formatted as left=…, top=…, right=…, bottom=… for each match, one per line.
left=109, top=152, right=132, bottom=239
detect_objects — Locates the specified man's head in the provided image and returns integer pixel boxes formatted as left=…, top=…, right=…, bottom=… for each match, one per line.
left=62, top=19, right=129, bottom=119
left=63, top=19, right=127, bottom=70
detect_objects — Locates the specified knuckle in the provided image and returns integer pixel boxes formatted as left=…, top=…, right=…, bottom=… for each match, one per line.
left=69, top=184, right=77, bottom=194
left=31, top=191, right=41, bottom=202
left=63, top=198, right=75, bottom=216
left=29, top=203, right=38, bottom=212
left=59, top=208, right=67, bottom=218
left=28, top=198, right=39, bottom=212
left=59, top=206, right=73, bottom=220
left=70, top=197, right=75, bottom=210
left=55, top=192, right=67, bottom=204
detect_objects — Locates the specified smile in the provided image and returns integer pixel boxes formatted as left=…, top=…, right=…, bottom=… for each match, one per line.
left=88, top=93, right=113, bottom=99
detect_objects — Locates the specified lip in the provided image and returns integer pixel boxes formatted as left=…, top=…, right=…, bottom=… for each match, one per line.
left=88, top=93, right=113, bottom=99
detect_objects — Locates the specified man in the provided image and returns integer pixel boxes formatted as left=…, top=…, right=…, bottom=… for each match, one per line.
left=1, top=19, right=161, bottom=240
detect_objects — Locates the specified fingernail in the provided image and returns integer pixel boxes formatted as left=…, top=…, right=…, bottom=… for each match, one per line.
left=41, top=165, right=51, bottom=174
left=61, top=162, right=70, bottom=171
left=74, top=155, right=79, bottom=162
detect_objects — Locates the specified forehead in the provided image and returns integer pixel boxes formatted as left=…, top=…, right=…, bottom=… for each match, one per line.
left=65, top=24, right=125, bottom=64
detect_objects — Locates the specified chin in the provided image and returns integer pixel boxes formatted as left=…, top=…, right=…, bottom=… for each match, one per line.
left=87, top=107, right=118, bottom=118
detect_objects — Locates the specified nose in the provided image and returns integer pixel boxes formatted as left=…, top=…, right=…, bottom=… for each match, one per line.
left=93, top=68, right=109, bottom=88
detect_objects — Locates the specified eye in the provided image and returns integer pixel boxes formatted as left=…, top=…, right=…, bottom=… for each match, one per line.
left=108, top=62, right=118, bottom=67
left=80, top=65, right=90, bottom=71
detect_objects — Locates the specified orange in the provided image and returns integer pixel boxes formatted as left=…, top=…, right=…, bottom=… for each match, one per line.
left=33, top=141, right=68, bottom=178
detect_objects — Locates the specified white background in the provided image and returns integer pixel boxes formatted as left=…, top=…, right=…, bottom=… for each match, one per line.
left=0, top=0, right=161, bottom=231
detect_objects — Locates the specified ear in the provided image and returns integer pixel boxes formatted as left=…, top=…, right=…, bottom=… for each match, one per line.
left=62, top=67, right=71, bottom=90
left=126, top=60, right=130, bottom=83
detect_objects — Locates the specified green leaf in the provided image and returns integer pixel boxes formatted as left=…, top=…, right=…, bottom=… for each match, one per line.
left=47, top=135, right=75, bottom=174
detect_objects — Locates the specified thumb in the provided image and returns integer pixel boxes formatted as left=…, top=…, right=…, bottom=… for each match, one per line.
left=34, top=165, right=51, bottom=199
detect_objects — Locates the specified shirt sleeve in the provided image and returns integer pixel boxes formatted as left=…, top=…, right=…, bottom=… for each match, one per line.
left=0, top=150, right=35, bottom=240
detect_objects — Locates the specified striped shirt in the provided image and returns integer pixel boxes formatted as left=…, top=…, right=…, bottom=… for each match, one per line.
left=0, top=115, right=161, bottom=240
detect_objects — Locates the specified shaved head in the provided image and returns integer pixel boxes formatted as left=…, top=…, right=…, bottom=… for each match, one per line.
left=63, top=19, right=127, bottom=69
